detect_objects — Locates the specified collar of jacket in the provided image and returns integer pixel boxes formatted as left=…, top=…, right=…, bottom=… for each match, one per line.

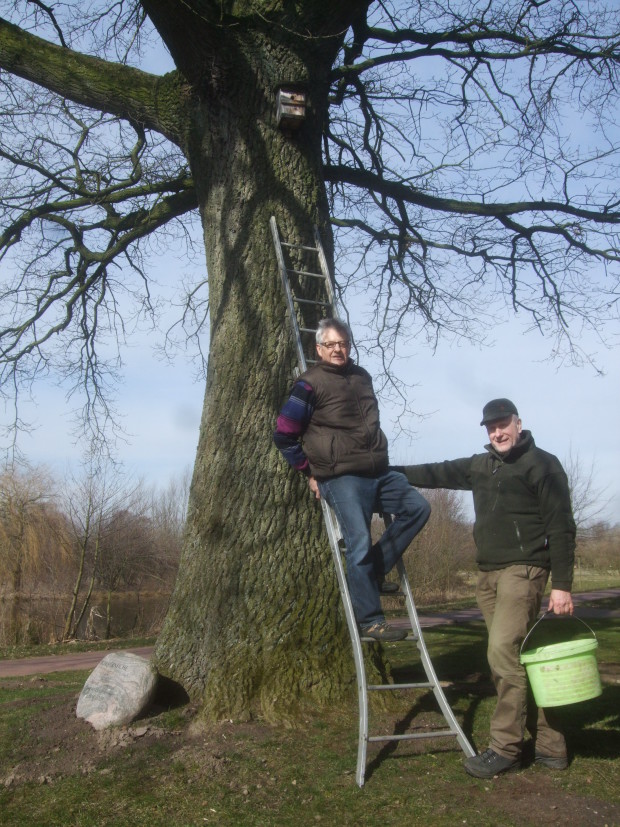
left=315, top=357, right=355, bottom=374
left=485, top=429, right=534, bottom=463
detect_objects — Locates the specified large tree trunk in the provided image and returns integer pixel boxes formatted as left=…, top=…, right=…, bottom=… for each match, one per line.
left=153, top=4, right=364, bottom=721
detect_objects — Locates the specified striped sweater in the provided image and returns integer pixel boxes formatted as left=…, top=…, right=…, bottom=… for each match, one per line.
left=273, top=380, right=315, bottom=475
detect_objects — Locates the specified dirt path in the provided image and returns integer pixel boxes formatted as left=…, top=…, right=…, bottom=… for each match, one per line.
left=393, top=587, right=620, bottom=628
left=1, top=589, right=618, bottom=678
left=0, top=646, right=156, bottom=678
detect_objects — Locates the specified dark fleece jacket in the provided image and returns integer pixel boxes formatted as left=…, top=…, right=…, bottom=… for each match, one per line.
left=401, top=431, right=575, bottom=590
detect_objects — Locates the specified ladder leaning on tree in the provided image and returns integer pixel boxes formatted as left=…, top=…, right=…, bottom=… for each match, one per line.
left=270, top=216, right=475, bottom=786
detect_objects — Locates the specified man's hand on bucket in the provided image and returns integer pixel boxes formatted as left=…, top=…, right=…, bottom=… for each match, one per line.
left=548, top=589, right=574, bottom=615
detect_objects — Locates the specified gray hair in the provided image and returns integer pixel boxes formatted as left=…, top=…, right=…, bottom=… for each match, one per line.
left=315, top=318, right=352, bottom=345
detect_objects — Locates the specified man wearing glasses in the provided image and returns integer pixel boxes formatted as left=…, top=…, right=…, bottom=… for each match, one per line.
left=274, top=318, right=430, bottom=641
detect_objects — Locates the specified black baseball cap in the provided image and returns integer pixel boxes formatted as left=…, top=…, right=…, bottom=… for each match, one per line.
left=480, top=398, right=519, bottom=426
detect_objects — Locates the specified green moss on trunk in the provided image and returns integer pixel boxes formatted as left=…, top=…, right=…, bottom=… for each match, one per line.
left=155, top=18, right=361, bottom=722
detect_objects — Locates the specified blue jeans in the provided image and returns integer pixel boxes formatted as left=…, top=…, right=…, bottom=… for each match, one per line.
left=318, top=471, right=431, bottom=627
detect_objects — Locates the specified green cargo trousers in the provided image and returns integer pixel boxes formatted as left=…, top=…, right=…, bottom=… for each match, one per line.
left=476, top=565, right=568, bottom=761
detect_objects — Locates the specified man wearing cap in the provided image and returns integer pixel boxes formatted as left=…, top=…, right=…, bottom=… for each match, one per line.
left=399, top=399, right=576, bottom=778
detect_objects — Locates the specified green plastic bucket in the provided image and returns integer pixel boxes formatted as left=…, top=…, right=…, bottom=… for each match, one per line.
left=520, top=614, right=602, bottom=708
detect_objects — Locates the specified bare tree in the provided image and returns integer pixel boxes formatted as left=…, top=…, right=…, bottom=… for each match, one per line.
left=403, top=489, right=475, bottom=602
left=563, top=448, right=609, bottom=538
left=0, top=1, right=619, bottom=718
left=96, top=508, right=154, bottom=638
left=561, top=448, right=614, bottom=587
left=578, top=520, right=620, bottom=572
left=0, top=464, right=70, bottom=643
left=61, top=463, right=140, bottom=640
left=145, top=469, right=190, bottom=585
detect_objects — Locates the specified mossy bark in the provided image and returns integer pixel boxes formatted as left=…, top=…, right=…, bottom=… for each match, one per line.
left=152, top=1, right=372, bottom=722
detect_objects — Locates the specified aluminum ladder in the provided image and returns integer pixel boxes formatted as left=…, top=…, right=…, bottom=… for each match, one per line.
left=270, top=215, right=335, bottom=370
left=271, top=216, right=475, bottom=786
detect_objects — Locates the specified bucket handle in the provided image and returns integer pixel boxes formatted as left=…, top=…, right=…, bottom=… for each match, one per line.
left=520, top=610, right=597, bottom=657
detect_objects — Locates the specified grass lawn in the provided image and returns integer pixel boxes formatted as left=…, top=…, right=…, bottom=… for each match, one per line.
left=1, top=608, right=618, bottom=827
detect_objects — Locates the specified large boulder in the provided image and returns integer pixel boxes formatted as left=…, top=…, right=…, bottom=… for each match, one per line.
left=76, top=651, right=158, bottom=730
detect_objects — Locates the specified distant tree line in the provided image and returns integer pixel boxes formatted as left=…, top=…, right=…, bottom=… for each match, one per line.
left=2, top=459, right=616, bottom=647
left=0, top=463, right=189, bottom=646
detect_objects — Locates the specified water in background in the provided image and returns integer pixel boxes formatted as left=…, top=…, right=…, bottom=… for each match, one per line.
left=0, top=591, right=171, bottom=645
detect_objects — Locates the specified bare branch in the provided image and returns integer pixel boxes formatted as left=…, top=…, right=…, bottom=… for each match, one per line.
left=0, top=16, right=188, bottom=144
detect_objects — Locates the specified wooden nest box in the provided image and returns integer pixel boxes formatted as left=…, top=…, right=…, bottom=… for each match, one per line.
left=276, top=86, right=307, bottom=132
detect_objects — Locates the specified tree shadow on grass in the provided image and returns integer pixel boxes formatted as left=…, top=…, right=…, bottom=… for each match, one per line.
left=364, top=618, right=620, bottom=781
left=551, top=683, right=620, bottom=762
left=363, top=631, right=493, bottom=782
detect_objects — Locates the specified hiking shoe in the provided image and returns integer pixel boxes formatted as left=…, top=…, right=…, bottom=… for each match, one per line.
left=378, top=579, right=400, bottom=594
left=464, top=748, right=520, bottom=779
left=535, top=753, right=568, bottom=770
left=359, top=621, right=407, bottom=641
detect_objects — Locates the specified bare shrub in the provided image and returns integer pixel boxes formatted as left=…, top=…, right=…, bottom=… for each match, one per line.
left=373, top=490, right=475, bottom=605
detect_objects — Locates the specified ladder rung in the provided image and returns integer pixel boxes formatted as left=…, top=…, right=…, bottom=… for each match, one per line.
left=360, top=634, right=419, bottom=643
left=293, top=297, right=332, bottom=308
left=299, top=326, right=318, bottom=334
left=367, top=681, right=432, bottom=691
left=368, top=730, right=458, bottom=744
left=287, top=268, right=327, bottom=279
left=282, top=242, right=319, bottom=253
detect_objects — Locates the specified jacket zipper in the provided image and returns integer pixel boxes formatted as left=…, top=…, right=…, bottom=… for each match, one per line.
left=513, top=520, right=525, bottom=554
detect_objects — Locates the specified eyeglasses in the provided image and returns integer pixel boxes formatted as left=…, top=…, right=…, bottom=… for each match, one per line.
left=318, top=340, right=350, bottom=351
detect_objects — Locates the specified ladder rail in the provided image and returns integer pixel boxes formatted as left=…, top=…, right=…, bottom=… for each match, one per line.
left=354, top=561, right=474, bottom=786
left=396, top=556, right=476, bottom=760
left=270, top=216, right=309, bottom=371
left=322, top=500, right=370, bottom=784
left=313, top=225, right=336, bottom=308
left=271, top=216, right=474, bottom=788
